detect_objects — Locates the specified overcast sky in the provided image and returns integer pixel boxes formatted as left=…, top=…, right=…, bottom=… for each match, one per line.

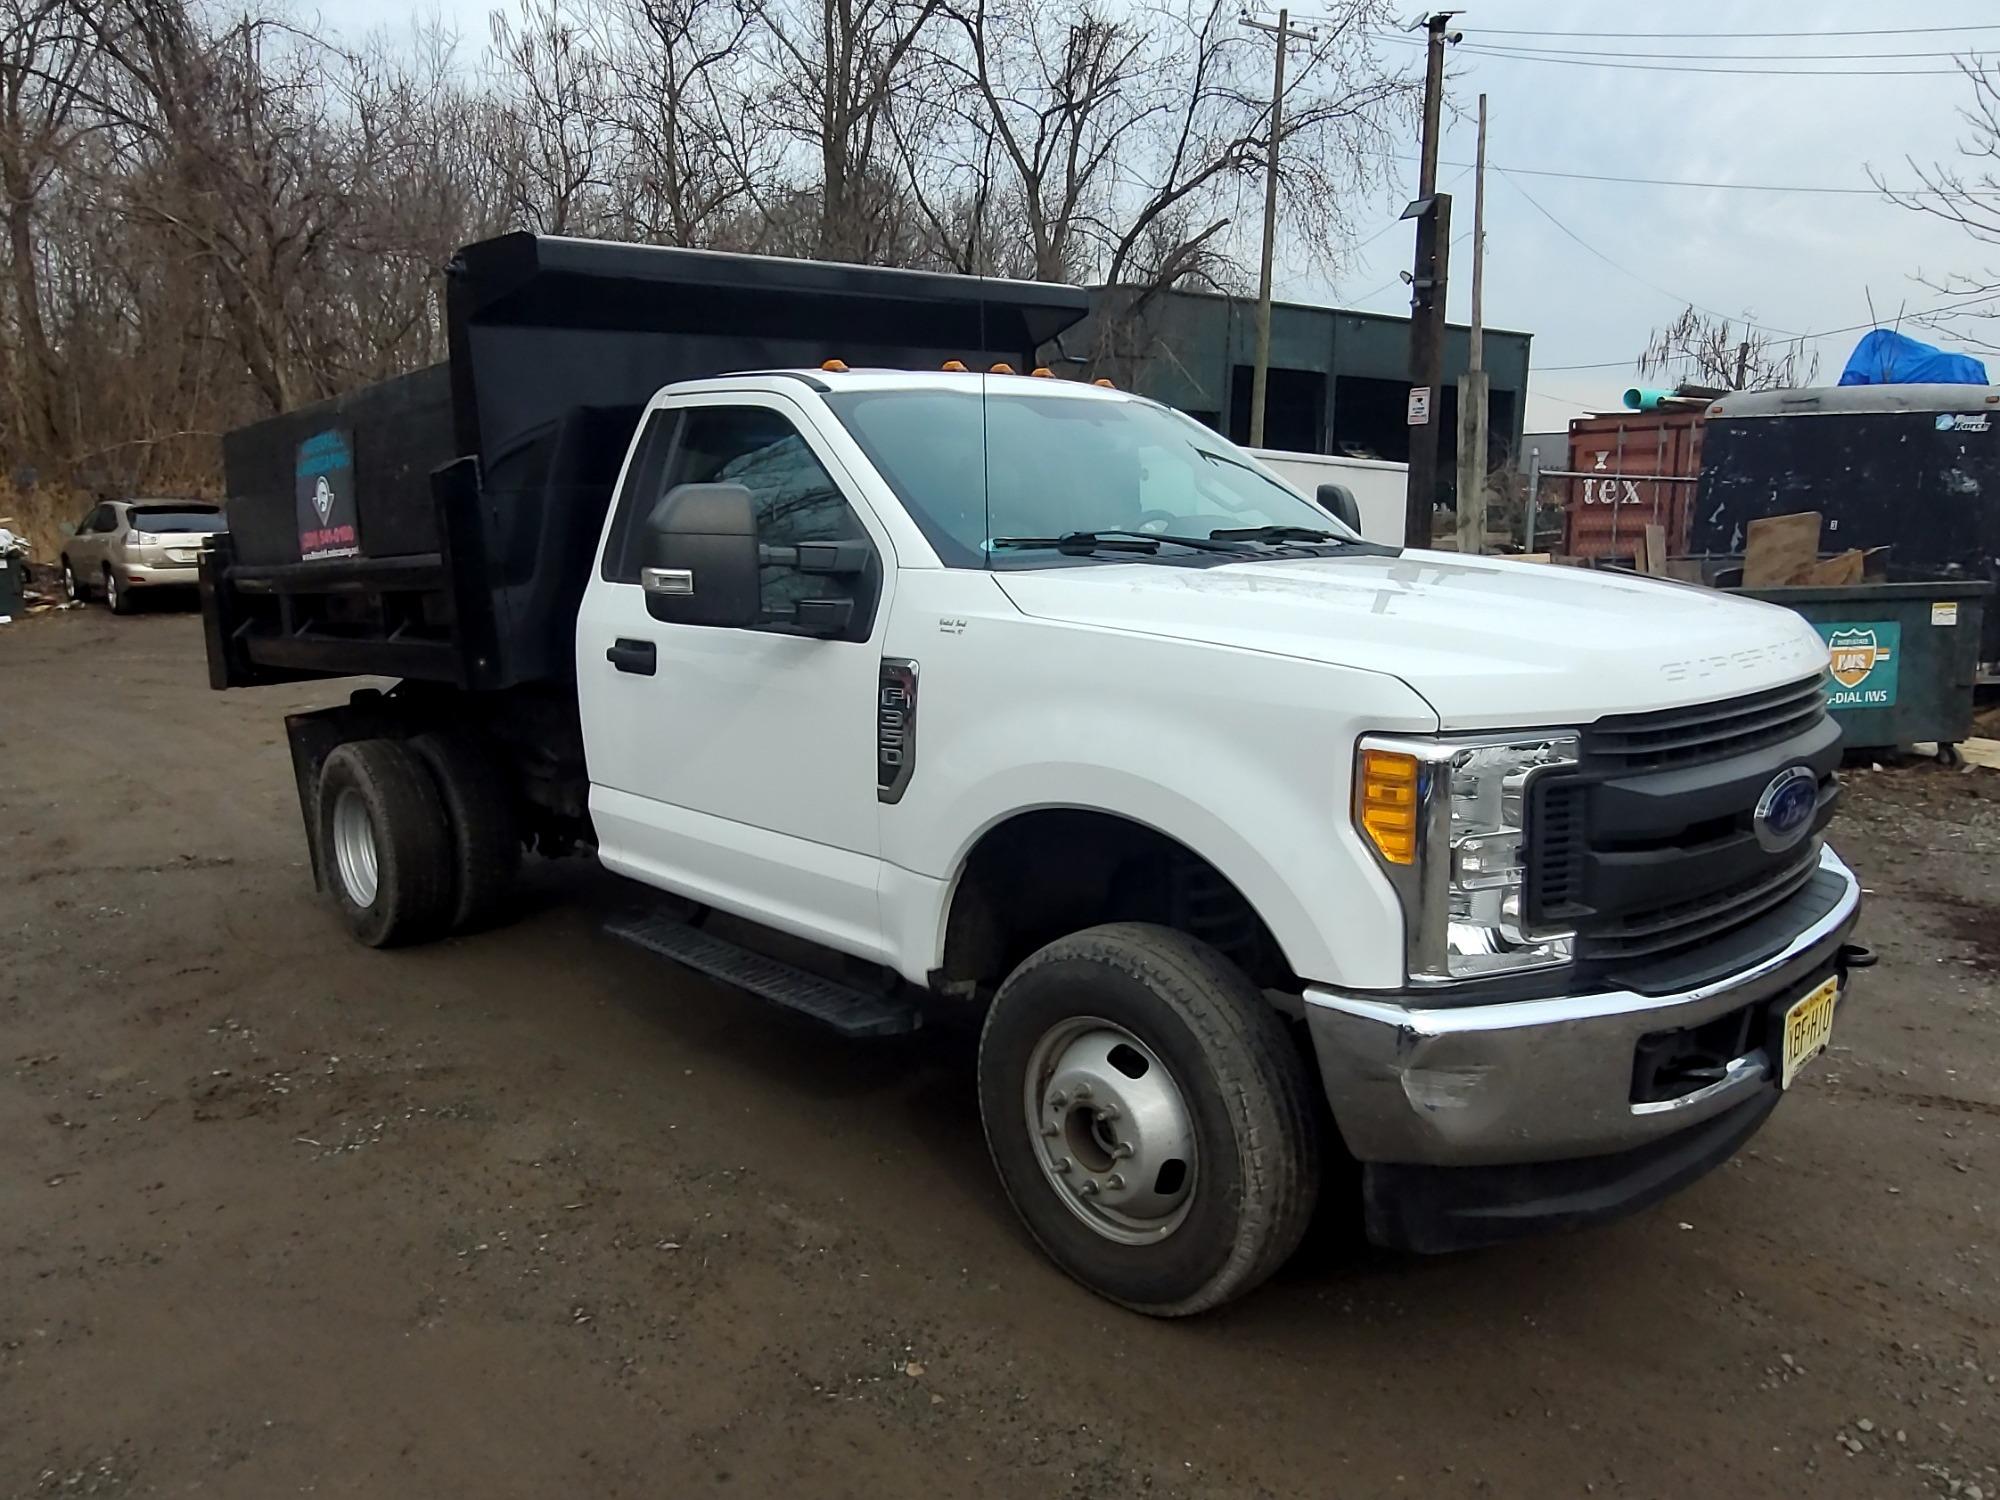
left=315, top=0, right=2000, bottom=431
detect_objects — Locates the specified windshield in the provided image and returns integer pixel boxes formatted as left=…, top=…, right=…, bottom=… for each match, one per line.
left=131, top=507, right=226, bottom=534
left=825, top=387, right=1354, bottom=566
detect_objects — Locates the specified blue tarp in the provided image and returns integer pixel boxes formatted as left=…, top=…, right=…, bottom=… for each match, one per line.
left=1838, top=328, right=1988, bottom=386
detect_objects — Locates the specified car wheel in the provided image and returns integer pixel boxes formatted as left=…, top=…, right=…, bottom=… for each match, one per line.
left=61, top=557, right=79, bottom=601
left=977, top=922, right=1321, bottom=1316
left=104, top=566, right=132, bottom=614
left=410, top=730, right=522, bottom=933
left=316, top=738, right=455, bottom=947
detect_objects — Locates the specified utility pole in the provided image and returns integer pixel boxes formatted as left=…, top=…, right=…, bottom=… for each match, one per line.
left=1243, top=9, right=1313, bottom=449
left=1454, top=91, right=1488, bottom=555
left=1403, top=10, right=1459, bottom=549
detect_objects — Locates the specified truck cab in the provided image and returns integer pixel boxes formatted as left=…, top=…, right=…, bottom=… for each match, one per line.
left=202, top=235, right=1866, bottom=1315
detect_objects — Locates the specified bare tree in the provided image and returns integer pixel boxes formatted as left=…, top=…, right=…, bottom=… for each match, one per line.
left=591, top=0, right=762, bottom=246
left=1638, top=306, right=1818, bottom=392
left=485, top=0, right=612, bottom=236
left=0, top=0, right=95, bottom=463
left=753, top=0, right=942, bottom=261
left=1873, top=56, right=2000, bottom=350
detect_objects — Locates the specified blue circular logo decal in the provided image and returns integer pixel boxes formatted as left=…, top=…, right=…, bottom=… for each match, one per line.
left=1754, top=766, right=1818, bottom=852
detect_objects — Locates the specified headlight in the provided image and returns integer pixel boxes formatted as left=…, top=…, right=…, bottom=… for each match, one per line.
left=1355, top=732, right=1580, bottom=983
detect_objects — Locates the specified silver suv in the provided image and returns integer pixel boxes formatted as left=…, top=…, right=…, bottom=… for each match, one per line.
left=61, top=500, right=227, bottom=613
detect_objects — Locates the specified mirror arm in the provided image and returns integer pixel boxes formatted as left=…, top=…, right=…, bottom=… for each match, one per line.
left=759, top=540, right=870, bottom=575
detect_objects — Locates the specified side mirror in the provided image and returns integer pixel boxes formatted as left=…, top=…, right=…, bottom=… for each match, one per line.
left=642, top=482, right=761, bottom=627
left=1316, top=482, right=1362, bottom=534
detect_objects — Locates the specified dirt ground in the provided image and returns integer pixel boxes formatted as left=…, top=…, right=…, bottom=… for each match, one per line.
left=4, top=605, right=1997, bottom=1499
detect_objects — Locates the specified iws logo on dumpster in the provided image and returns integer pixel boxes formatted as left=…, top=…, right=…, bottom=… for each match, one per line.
left=1817, top=621, right=1899, bottom=708
left=296, top=428, right=360, bottom=561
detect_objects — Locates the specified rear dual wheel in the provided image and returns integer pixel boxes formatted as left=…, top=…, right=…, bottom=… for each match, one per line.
left=317, top=734, right=519, bottom=947
left=977, top=923, right=1321, bottom=1316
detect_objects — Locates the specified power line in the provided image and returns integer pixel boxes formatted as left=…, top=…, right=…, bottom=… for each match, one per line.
left=1381, top=36, right=1970, bottom=77
left=1494, top=166, right=1803, bottom=337
left=1468, top=24, right=2000, bottom=41
left=1452, top=41, right=1966, bottom=63
left=1454, top=46, right=1966, bottom=78
left=1534, top=290, right=2000, bottom=374
left=1409, top=155, right=1998, bottom=199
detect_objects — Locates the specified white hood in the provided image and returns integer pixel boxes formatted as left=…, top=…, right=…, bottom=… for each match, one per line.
left=994, top=549, right=1830, bottom=728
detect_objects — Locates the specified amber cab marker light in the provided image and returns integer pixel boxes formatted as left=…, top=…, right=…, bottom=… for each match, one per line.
left=821, top=358, right=848, bottom=372
left=1031, top=367, right=1054, bottom=378
left=1357, top=749, right=1420, bottom=866
left=1093, top=377, right=1116, bottom=388
left=990, top=362, right=1015, bottom=374
left=941, top=359, right=968, bottom=372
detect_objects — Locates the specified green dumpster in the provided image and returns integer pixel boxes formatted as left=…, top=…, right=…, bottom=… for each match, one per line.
left=1731, top=580, right=1991, bottom=752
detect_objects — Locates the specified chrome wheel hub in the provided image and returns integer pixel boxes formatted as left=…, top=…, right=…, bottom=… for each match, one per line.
left=331, top=787, right=380, bottom=907
left=1023, top=1018, right=1196, bottom=1244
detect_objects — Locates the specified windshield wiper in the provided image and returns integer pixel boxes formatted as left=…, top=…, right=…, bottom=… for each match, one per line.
left=1208, top=524, right=1351, bottom=544
left=991, top=529, right=1249, bottom=555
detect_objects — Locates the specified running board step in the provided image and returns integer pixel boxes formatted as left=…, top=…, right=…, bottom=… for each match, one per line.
left=604, top=910, right=923, bottom=1038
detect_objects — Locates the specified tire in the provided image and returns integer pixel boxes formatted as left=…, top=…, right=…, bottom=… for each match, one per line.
left=409, top=730, right=522, bottom=933
left=977, top=922, right=1321, bottom=1316
left=104, top=566, right=131, bottom=614
left=315, top=738, right=455, bottom=948
left=61, top=556, right=80, bottom=602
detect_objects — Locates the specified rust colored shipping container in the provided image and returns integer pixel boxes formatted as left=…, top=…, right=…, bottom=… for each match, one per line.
left=1560, top=406, right=1707, bottom=562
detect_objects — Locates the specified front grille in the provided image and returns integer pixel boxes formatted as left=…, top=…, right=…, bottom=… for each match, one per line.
left=1581, top=676, right=1828, bottom=773
left=1578, top=844, right=1821, bottom=963
left=1527, top=675, right=1841, bottom=979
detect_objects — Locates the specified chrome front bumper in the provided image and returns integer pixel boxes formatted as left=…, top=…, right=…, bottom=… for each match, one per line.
left=1304, top=845, right=1863, bottom=1168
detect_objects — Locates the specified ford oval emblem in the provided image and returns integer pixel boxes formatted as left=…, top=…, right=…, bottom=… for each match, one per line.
left=1753, top=766, right=1819, bottom=853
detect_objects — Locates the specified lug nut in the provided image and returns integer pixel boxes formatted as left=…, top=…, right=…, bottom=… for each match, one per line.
left=1041, top=1121, right=1059, bottom=1137
left=1072, top=1082, right=1093, bottom=1100
left=1096, top=1105, right=1120, bottom=1122
left=1112, top=1142, right=1133, bottom=1159
left=1049, top=1090, right=1068, bottom=1109
left=1105, top=1173, right=1125, bottom=1191
left=1078, top=1179, right=1099, bottom=1197
left=1051, top=1157, right=1071, bottom=1173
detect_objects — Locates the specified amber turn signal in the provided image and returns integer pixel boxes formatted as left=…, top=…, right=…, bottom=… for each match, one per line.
left=1357, top=749, right=1420, bottom=865
left=821, top=358, right=848, bottom=372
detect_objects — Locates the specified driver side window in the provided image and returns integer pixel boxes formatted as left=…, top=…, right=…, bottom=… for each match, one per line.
left=664, top=406, right=875, bottom=624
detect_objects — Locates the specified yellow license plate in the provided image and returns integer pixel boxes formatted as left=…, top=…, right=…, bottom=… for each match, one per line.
left=1781, top=976, right=1840, bottom=1088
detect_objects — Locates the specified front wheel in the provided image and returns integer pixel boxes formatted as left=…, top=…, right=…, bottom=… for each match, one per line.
left=977, top=923, right=1321, bottom=1316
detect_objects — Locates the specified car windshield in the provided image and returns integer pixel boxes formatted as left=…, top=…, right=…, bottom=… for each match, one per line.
left=824, top=386, right=1353, bottom=567
left=131, top=508, right=226, bottom=534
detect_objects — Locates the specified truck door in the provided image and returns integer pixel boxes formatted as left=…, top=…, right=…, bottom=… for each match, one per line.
left=577, top=393, right=895, bottom=961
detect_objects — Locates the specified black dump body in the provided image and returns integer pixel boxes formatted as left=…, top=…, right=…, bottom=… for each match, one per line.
left=205, top=233, right=1089, bottom=691
left=1689, top=383, right=2000, bottom=666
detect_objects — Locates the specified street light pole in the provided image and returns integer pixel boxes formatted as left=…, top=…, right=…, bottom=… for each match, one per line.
left=1403, top=10, right=1459, bottom=548
left=1243, top=9, right=1313, bottom=449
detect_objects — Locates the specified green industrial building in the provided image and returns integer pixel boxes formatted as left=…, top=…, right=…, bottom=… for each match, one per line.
left=1077, top=287, right=1531, bottom=497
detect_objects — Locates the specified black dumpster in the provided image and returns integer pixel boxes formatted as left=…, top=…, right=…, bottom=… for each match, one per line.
left=1732, top=580, right=1991, bottom=752
left=0, top=552, right=24, bottom=618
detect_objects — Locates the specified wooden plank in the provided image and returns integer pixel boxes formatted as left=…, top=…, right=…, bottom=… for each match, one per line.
left=1742, top=511, right=1822, bottom=587
left=1663, top=558, right=1706, bottom=584
left=1512, top=553, right=1553, bottom=564
left=1802, top=548, right=1865, bottom=586
left=1642, top=523, right=1669, bottom=576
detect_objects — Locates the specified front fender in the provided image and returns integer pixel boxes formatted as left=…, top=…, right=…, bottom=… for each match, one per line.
left=878, top=603, right=1439, bottom=989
